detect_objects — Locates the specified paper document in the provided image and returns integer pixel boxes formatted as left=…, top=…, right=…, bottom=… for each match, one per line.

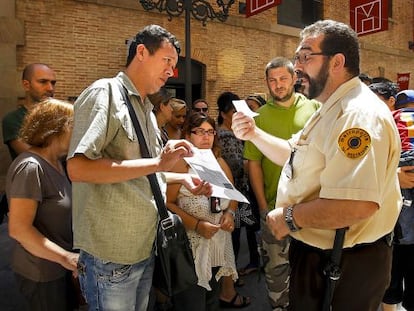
left=232, top=100, right=259, bottom=117
left=184, top=148, right=249, bottom=203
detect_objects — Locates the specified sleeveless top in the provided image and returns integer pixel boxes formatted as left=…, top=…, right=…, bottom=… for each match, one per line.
left=177, top=171, right=237, bottom=290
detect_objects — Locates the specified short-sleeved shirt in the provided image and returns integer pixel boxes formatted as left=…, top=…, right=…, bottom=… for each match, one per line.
left=67, top=72, right=163, bottom=264
left=2, top=106, right=28, bottom=159
left=243, top=94, right=320, bottom=210
left=6, top=152, right=73, bottom=282
left=277, top=78, right=402, bottom=249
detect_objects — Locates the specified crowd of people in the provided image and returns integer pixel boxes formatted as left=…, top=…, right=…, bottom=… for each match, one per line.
left=2, top=19, right=413, bottom=311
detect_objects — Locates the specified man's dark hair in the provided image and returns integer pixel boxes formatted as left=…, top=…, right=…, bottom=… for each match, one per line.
left=265, top=57, right=294, bottom=78
left=217, top=91, right=239, bottom=125
left=369, top=82, right=399, bottom=100
left=300, top=20, right=360, bottom=77
left=126, top=24, right=181, bottom=67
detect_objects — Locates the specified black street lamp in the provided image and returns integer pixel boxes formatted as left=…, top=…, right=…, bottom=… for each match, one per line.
left=139, top=0, right=235, bottom=106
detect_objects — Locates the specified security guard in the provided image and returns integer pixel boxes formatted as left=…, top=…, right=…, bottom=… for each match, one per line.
left=231, top=20, right=401, bottom=311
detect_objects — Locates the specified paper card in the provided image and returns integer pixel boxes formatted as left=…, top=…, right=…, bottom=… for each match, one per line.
left=184, top=148, right=249, bottom=203
left=232, top=100, right=259, bottom=118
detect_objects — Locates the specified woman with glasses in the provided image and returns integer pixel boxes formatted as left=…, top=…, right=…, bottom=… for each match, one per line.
left=166, top=112, right=238, bottom=311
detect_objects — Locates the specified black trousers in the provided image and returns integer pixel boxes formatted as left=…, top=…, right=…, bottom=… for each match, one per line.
left=383, top=244, right=414, bottom=310
left=15, top=271, right=77, bottom=311
left=288, top=236, right=392, bottom=311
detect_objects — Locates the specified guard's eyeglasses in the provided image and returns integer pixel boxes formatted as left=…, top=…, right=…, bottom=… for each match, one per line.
left=193, top=107, right=208, bottom=112
left=293, top=52, right=330, bottom=64
left=191, top=128, right=216, bottom=136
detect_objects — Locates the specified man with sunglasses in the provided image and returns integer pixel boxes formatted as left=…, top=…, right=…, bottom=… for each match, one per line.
left=232, top=20, right=401, bottom=311
left=192, top=98, right=209, bottom=114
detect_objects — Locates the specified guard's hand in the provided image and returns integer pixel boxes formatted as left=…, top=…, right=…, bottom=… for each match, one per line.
left=398, top=166, right=414, bottom=189
left=231, top=112, right=256, bottom=141
left=158, top=140, right=194, bottom=172
left=197, top=221, right=220, bottom=239
left=266, top=207, right=289, bottom=240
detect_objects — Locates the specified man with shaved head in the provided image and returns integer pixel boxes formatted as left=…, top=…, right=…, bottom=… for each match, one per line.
left=2, top=63, right=56, bottom=159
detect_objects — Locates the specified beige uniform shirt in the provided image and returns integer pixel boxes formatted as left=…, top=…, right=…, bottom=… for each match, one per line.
left=277, top=77, right=402, bottom=249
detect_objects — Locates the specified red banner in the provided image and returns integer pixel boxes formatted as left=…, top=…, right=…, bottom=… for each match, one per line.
left=173, top=68, right=179, bottom=78
left=397, top=73, right=411, bottom=91
left=350, top=0, right=388, bottom=36
left=246, top=0, right=282, bottom=17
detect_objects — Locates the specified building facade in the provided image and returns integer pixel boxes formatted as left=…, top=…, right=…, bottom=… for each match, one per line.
left=0, top=0, right=413, bottom=189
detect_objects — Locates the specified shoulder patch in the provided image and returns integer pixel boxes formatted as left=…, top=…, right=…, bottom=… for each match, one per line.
left=337, top=128, right=371, bottom=159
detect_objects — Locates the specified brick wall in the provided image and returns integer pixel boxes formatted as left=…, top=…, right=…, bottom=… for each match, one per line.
left=0, top=0, right=413, bottom=190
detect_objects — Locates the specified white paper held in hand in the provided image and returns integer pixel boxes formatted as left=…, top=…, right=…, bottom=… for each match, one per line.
left=232, top=100, right=259, bottom=117
left=184, top=148, right=249, bottom=203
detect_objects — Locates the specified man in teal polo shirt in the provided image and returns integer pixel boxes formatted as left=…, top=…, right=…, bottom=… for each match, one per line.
left=2, top=63, right=56, bottom=159
left=244, top=57, right=319, bottom=310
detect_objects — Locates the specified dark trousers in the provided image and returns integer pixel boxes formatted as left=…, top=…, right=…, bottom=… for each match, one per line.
left=289, top=236, right=392, bottom=311
left=383, top=244, right=414, bottom=310
left=15, top=272, right=76, bottom=311
left=232, top=227, right=260, bottom=266
left=172, top=267, right=221, bottom=311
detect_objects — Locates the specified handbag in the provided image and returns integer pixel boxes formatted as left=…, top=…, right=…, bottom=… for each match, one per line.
left=120, top=85, right=197, bottom=297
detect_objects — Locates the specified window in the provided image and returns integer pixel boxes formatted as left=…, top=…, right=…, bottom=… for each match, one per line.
left=277, top=0, right=323, bottom=29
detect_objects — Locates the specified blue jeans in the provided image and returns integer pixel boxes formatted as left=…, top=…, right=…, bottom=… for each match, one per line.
left=78, top=250, right=154, bottom=311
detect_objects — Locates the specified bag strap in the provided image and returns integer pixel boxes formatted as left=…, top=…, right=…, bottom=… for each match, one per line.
left=322, top=227, right=347, bottom=311
left=119, top=85, right=176, bottom=238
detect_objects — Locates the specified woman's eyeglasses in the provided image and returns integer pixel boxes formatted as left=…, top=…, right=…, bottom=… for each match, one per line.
left=193, top=107, right=208, bottom=112
left=190, top=128, right=216, bottom=136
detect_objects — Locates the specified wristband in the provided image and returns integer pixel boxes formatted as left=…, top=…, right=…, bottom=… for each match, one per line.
left=284, top=205, right=301, bottom=232
left=225, top=209, right=236, bottom=218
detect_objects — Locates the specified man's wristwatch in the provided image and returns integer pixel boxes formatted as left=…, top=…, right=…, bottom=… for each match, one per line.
left=284, top=205, right=301, bottom=232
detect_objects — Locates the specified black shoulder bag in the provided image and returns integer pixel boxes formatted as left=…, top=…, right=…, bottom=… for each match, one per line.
left=120, top=86, right=197, bottom=297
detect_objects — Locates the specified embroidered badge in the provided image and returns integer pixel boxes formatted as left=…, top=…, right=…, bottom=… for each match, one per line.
left=338, top=128, right=371, bottom=159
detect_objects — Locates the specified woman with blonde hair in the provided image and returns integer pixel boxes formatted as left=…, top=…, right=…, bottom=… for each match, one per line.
left=6, top=98, right=79, bottom=310
left=164, top=98, right=187, bottom=140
